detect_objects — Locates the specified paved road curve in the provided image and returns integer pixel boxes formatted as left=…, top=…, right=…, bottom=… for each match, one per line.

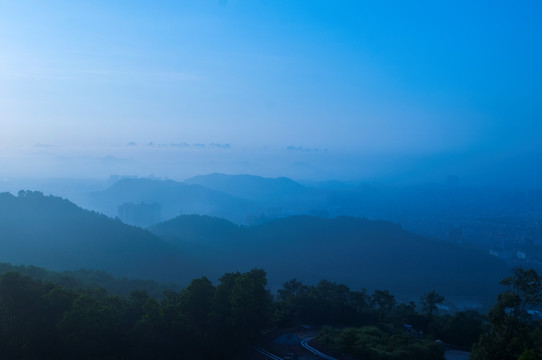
left=254, top=347, right=284, bottom=360
left=300, top=337, right=338, bottom=360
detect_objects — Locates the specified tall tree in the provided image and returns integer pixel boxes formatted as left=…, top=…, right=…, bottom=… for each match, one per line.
left=371, top=289, right=396, bottom=323
left=472, top=268, right=542, bottom=360
left=277, top=278, right=308, bottom=302
left=229, top=268, right=271, bottom=344
left=420, top=290, right=445, bottom=321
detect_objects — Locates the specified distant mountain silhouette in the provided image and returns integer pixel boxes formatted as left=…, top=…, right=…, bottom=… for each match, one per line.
left=82, top=176, right=407, bottom=227
left=183, top=173, right=336, bottom=219
left=0, top=191, right=193, bottom=283
left=184, top=173, right=307, bottom=201
left=151, top=214, right=508, bottom=304
left=87, top=178, right=258, bottom=224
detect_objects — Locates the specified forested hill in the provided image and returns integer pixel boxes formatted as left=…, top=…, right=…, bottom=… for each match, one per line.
left=0, top=262, right=178, bottom=299
left=151, top=215, right=509, bottom=303
left=87, top=178, right=257, bottom=224
left=0, top=191, right=192, bottom=283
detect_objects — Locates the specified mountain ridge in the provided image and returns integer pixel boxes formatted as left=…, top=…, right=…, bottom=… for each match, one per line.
left=184, top=173, right=308, bottom=201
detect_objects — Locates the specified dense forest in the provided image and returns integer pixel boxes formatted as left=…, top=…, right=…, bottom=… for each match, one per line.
left=0, top=265, right=540, bottom=359
left=0, top=263, right=178, bottom=299
left=0, top=269, right=269, bottom=359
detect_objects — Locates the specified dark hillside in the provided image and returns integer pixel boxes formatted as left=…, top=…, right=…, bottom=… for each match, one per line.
left=0, top=262, right=178, bottom=299
left=151, top=215, right=508, bottom=304
left=250, top=216, right=507, bottom=301
left=0, top=191, right=191, bottom=283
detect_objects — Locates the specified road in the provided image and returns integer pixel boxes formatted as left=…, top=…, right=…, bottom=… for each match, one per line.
left=254, top=347, right=284, bottom=360
left=253, top=334, right=338, bottom=360
left=256, top=332, right=467, bottom=360
left=300, top=337, right=338, bottom=360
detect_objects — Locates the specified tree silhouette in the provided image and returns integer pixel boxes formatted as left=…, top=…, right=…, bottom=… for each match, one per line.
left=420, top=290, right=445, bottom=321
left=371, top=289, right=396, bottom=323
left=472, top=268, right=542, bottom=360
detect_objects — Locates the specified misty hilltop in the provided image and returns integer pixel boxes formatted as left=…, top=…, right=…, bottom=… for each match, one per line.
left=86, top=177, right=258, bottom=224
left=184, top=173, right=308, bottom=201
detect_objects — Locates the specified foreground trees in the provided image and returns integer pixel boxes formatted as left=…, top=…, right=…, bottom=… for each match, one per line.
left=1, top=265, right=539, bottom=359
left=317, top=326, right=444, bottom=360
left=472, top=267, right=542, bottom=360
left=0, top=269, right=271, bottom=360
left=420, top=290, right=445, bottom=321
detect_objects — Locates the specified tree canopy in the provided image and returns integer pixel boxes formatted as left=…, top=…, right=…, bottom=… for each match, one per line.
left=472, top=268, right=542, bottom=360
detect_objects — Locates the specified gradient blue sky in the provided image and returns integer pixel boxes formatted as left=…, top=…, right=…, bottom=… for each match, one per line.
left=1, top=1, right=541, bottom=182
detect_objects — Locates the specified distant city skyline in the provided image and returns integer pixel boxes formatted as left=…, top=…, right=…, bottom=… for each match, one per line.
left=1, top=1, right=541, bottom=184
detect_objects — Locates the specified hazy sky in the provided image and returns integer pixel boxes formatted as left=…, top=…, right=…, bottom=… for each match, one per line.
left=1, top=1, right=541, bottom=183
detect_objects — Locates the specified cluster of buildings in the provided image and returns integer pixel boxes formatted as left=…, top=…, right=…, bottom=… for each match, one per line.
left=118, top=202, right=161, bottom=228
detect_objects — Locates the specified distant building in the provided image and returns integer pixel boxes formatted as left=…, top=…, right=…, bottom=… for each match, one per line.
left=118, top=202, right=161, bottom=228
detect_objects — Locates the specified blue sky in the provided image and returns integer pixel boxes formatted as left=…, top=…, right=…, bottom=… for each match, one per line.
left=1, top=1, right=541, bottom=182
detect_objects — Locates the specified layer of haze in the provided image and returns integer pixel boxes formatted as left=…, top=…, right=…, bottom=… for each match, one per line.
left=1, top=0, right=541, bottom=185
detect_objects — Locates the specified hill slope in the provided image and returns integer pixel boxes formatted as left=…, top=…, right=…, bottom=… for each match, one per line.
left=151, top=214, right=508, bottom=303
left=0, top=262, right=179, bottom=299
left=0, top=191, right=192, bottom=283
